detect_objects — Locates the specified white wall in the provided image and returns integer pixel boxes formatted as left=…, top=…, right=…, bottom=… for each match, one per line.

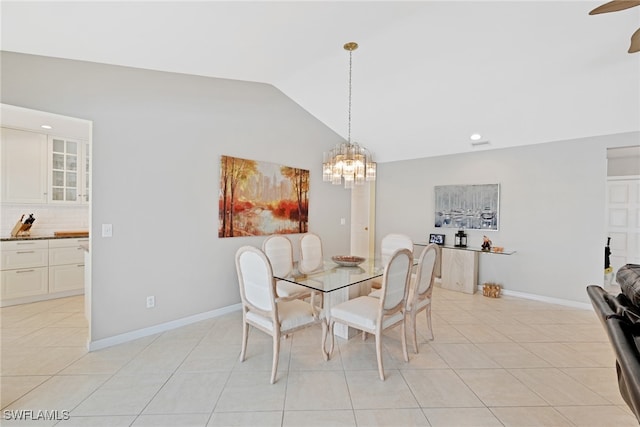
left=1, top=52, right=351, bottom=345
left=3, top=51, right=637, bottom=346
left=375, top=132, right=640, bottom=304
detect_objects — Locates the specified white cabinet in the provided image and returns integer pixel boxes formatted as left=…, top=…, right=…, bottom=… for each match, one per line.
left=1, top=238, right=86, bottom=306
left=1, top=240, right=48, bottom=268
left=1, top=268, right=49, bottom=300
left=1, top=127, right=48, bottom=203
left=49, top=238, right=87, bottom=292
left=0, top=240, right=49, bottom=300
left=0, top=128, right=89, bottom=205
left=49, top=265, right=84, bottom=293
left=49, top=137, right=90, bottom=204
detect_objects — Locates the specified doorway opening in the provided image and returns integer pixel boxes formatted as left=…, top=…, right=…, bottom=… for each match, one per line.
left=0, top=103, right=92, bottom=345
left=605, top=146, right=640, bottom=291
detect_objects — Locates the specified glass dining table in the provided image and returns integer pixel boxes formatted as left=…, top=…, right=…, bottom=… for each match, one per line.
left=274, top=257, right=386, bottom=359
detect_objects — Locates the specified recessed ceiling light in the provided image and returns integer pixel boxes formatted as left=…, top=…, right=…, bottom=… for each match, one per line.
left=470, top=133, right=482, bottom=141
left=41, top=125, right=52, bottom=129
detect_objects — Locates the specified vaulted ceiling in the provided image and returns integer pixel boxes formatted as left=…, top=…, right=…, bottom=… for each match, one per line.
left=2, top=1, right=639, bottom=162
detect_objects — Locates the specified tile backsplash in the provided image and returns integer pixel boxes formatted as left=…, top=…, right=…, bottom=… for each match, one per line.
left=1, top=204, right=89, bottom=238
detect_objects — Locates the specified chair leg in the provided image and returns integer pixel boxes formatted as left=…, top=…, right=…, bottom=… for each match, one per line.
left=240, top=320, right=249, bottom=362
left=310, top=291, right=316, bottom=310
left=375, top=332, right=385, bottom=381
left=410, top=311, right=419, bottom=354
left=401, top=318, right=409, bottom=363
left=271, top=333, right=280, bottom=384
left=425, top=304, right=434, bottom=340
left=311, top=291, right=323, bottom=311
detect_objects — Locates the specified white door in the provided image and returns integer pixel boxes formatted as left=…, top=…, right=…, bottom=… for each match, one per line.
left=606, top=177, right=640, bottom=278
left=350, top=181, right=375, bottom=258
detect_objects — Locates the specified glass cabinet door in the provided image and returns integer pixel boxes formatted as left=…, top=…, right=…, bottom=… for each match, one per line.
left=51, top=138, right=78, bottom=201
left=49, top=137, right=88, bottom=203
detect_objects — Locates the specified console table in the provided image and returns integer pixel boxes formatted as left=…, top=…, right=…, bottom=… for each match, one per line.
left=415, top=243, right=515, bottom=294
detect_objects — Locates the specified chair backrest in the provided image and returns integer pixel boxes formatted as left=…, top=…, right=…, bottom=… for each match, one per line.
left=235, top=246, right=276, bottom=313
left=299, top=232, right=323, bottom=273
left=380, top=233, right=413, bottom=266
left=380, top=248, right=413, bottom=313
left=411, top=244, right=438, bottom=302
left=262, top=235, right=293, bottom=277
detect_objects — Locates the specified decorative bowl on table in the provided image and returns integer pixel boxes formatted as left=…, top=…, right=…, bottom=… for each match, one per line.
left=331, top=255, right=366, bottom=267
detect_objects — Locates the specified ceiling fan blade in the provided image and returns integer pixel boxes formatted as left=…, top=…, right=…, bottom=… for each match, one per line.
left=589, top=0, right=640, bottom=15
left=629, top=28, right=640, bottom=53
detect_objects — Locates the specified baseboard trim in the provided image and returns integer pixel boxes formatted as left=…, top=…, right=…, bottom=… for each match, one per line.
left=436, top=278, right=594, bottom=311
left=87, top=303, right=242, bottom=351
left=497, top=287, right=593, bottom=310
left=1, top=289, right=84, bottom=308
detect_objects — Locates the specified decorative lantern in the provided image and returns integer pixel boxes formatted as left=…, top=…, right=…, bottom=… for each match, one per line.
left=455, top=229, right=467, bottom=248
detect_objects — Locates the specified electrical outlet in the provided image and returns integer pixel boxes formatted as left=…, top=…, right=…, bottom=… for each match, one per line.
left=146, top=296, right=155, bottom=308
left=102, top=223, right=113, bottom=237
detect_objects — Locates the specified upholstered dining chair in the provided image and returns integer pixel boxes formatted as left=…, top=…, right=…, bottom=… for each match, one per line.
left=370, top=233, right=413, bottom=290
left=262, top=235, right=311, bottom=302
left=328, top=248, right=413, bottom=381
left=235, top=245, right=319, bottom=384
left=405, top=243, right=438, bottom=353
left=298, top=232, right=324, bottom=274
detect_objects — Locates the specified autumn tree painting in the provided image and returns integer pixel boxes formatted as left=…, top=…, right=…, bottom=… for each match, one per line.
left=218, top=155, right=309, bottom=237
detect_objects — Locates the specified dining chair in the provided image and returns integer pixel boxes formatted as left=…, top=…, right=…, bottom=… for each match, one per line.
left=298, top=232, right=324, bottom=274
left=262, top=235, right=312, bottom=302
left=328, top=248, right=413, bottom=381
left=405, top=243, right=438, bottom=353
left=370, top=233, right=414, bottom=290
left=235, top=245, right=319, bottom=384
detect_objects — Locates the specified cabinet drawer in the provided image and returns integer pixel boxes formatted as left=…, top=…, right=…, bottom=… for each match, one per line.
left=1, top=267, right=48, bottom=299
left=49, top=246, right=85, bottom=266
left=1, top=248, right=48, bottom=270
left=0, top=240, right=48, bottom=251
left=49, top=264, right=84, bottom=292
left=49, top=238, right=89, bottom=249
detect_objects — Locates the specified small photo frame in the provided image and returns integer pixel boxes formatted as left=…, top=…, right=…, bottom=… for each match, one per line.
left=429, top=233, right=445, bottom=245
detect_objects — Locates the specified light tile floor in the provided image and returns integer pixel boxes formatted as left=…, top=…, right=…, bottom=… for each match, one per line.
left=1, top=287, right=638, bottom=426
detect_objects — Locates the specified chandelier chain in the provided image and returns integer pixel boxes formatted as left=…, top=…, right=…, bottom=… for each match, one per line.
left=347, top=49, right=353, bottom=144
left=322, top=41, right=376, bottom=188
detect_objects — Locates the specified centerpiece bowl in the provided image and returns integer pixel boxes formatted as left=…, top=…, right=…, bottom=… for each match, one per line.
left=331, top=255, right=366, bottom=267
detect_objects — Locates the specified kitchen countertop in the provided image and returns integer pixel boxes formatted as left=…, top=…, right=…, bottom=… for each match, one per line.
left=1, top=234, right=89, bottom=241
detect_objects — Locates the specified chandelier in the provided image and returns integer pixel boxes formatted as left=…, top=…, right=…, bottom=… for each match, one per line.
left=322, top=42, right=376, bottom=189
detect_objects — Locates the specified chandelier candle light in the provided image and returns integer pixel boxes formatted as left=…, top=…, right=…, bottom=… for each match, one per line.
left=323, top=42, right=376, bottom=189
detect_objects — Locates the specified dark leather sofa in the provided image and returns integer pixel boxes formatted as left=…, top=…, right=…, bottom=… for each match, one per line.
left=587, top=264, right=640, bottom=423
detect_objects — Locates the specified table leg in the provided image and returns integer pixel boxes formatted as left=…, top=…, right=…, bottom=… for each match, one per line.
left=321, top=320, right=329, bottom=361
